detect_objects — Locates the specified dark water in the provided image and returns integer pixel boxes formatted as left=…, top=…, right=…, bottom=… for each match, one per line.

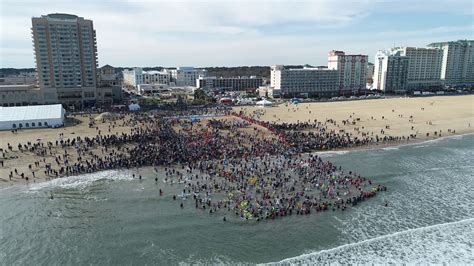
left=1, top=134, right=473, bottom=265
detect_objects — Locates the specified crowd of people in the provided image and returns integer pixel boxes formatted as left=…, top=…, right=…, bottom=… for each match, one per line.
left=1, top=109, right=389, bottom=221
left=172, top=153, right=386, bottom=221
left=232, top=111, right=408, bottom=152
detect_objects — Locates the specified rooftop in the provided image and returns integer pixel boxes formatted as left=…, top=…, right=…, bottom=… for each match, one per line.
left=0, top=84, right=38, bottom=91
left=0, top=104, right=64, bottom=122
left=146, top=70, right=168, bottom=75
left=45, top=13, right=79, bottom=20
left=427, top=40, right=474, bottom=46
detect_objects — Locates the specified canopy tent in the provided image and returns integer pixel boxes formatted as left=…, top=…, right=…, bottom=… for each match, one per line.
left=256, top=99, right=273, bottom=106
left=0, top=104, right=65, bottom=131
left=128, top=103, right=141, bottom=111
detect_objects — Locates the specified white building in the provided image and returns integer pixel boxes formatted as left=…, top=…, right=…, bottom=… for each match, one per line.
left=428, top=40, right=474, bottom=85
left=166, top=67, right=207, bottom=86
left=392, top=47, right=443, bottom=90
left=328, top=50, right=368, bottom=95
left=0, top=104, right=65, bottom=131
left=258, top=86, right=281, bottom=98
left=137, top=84, right=169, bottom=95
left=123, top=68, right=170, bottom=87
left=373, top=50, right=409, bottom=93
left=270, top=65, right=339, bottom=98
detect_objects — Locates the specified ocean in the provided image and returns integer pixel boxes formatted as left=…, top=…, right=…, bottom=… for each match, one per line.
left=1, top=134, right=473, bottom=265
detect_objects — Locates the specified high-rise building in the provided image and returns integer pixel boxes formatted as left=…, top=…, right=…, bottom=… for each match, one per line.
left=427, top=40, right=474, bottom=85
left=31, top=13, right=99, bottom=107
left=373, top=50, right=409, bottom=93
left=270, top=65, right=338, bottom=98
left=328, top=50, right=368, bottom=95
left=391, top=47, right=443, bottom=90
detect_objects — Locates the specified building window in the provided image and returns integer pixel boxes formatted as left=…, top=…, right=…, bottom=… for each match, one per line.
left=19, top=123, right=23, bottom=128
left=44, top=122, right=48, bottom=126
left=12, top=124, right=16, bottom=128
left=38, top=122, right=42, bottom=126
left=32, top=123, right=36, bottom=127
left=25, top=123, right=29, bottom=128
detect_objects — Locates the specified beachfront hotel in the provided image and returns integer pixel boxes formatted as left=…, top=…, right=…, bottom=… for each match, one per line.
left=31, top=13, right=112, bottom=107
left=373, top=50, right=409, bottom=93
left=270, top=65, right=339, bottom=98
left=427, top=40, right=474, bottom=85
left=328, top=50, right=368, bottom=95
left=390, top=47, right=443, bottom=91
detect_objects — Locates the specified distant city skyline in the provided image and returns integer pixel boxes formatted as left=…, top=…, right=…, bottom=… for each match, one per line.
left=1, top=0, right=473, bottom=68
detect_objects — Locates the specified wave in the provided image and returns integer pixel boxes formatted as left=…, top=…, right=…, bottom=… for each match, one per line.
left=302, top=133, right=473, bottom=158
left=409, top=132, right=474, bottom=148
left=313, top=150, right=350, bottom=157
left=382, top=146, right=399, bottom=151
left=28, top=170, right=134, bottom=191
left=266, top=218, right=474, bottom=265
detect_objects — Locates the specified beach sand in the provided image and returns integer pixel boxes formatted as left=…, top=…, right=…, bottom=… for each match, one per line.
left=0, top=114, right=134, bottom=186
left=1, top=95, right=473, bottom=186
left=234, top=95, right=474, bottom=141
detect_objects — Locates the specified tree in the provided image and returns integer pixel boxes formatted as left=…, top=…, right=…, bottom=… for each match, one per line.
left=193, top=89, right=215, bottom=104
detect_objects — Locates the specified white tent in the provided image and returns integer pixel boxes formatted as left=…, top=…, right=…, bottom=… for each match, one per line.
left=0, top=104, right=65, bottom=131
left=256, top=99, right=273, bottom=106
left=128, top=103, right=141, bottom=111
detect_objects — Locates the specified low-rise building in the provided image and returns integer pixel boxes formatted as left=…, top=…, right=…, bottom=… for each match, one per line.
left=137, top=84, right=169, bottom=95
left=98, top=65, right=122, bottom=104
left=165, top=67, right=207, bottom=86
left=123, top=67, right=170, bottom=87
left=258, top=86, right=281, bottom=98
left=196, top=76, right=263, bottom=91
left=0, top=73, right=37, bottom=85
left=0, top=85, right=44, bottom=107
left=270, top=65, right=338, bottom=98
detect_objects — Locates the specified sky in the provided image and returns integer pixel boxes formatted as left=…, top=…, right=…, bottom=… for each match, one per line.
left=0, top=0, right=473, bottom=68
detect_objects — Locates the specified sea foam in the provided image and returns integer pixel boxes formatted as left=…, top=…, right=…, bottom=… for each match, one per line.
left=265, top=218, right=474, bottom=265
left=28, top=170, right=134, bottom=191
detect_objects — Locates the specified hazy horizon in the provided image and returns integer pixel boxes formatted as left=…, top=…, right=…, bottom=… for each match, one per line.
left=1, top=0, right=473, bottom=68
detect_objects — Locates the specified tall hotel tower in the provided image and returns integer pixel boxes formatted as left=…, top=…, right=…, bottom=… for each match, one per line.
left=32, top=13, right=98, bottom=107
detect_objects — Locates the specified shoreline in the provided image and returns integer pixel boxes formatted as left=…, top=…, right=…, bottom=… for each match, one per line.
left=313, top=131, right=474, bottom=155
left=1, top=95, right=473, bottom=189
left=1, top=131, right=472, bottom=190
